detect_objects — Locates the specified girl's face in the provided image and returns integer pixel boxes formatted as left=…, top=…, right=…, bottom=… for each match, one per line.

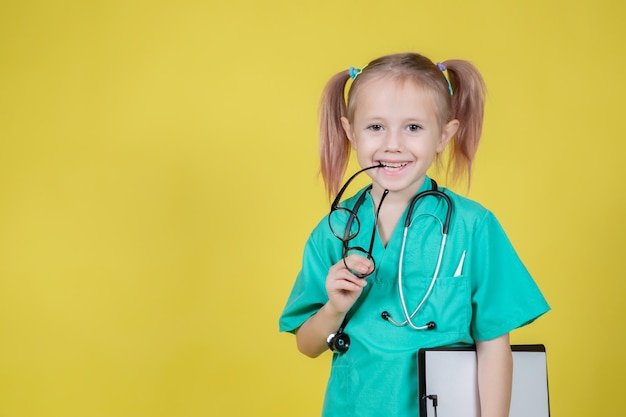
left=341, top=76, right=459, bottom=201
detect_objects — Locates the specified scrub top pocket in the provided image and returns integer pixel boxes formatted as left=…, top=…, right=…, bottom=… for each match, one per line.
left=399, top=273, right=472, bottom=339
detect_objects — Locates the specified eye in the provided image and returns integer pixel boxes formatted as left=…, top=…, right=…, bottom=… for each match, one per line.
left=407, top=124, right=422, bottom=132
left=367, top=124, right=383, bottom=132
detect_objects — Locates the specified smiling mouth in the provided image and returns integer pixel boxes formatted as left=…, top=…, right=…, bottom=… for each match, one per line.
left=380, top=162, right=409, bottom=170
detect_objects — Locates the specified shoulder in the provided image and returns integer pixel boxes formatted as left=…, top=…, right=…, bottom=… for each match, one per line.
left=438, top=186, right=510, bottom=241
left=440, top=187, right=490, bottom=220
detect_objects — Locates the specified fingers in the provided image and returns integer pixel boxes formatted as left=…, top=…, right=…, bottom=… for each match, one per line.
left=332, top=253, right=374, bottom=278
left=329, top=267, right=367, bottom=291
left=325, top=254, right=374, bottom=314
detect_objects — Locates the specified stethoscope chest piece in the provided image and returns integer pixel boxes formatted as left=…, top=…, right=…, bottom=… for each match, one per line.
left=327, top=331, right=351, bottom=353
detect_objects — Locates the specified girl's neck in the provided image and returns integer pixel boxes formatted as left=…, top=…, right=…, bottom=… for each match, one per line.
left=369, top=178, right=427, bottom=210
left=369, top=184, right=423, bottom=247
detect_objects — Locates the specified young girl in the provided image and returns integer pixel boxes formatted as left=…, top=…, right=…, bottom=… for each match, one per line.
left=279, top=52, right=549, bottom=417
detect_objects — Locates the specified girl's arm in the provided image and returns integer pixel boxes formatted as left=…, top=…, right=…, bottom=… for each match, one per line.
left=295, top=302, right=346, bottom=358
left=476, top=333, right=513, bottom=417
left=295, top=254, right=372, bottom=358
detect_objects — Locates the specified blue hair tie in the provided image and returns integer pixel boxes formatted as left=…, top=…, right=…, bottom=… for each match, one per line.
left=349, top=66, right=362, bottom=80
left=436, top=62, right=454, bottom=96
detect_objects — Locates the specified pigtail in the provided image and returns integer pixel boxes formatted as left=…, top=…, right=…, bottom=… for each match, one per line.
left=319, top=70, right=352, bottom=199
left=441, top=60, right=486, bottom=187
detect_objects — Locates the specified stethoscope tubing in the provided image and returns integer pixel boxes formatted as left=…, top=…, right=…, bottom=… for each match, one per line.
left=386, top=186, right=452, bottom=330
left=328, top=176, right=453, bottom=353
left=405, top=189, right=452, bottom=234
left=394, top=230, right=447, bottom=330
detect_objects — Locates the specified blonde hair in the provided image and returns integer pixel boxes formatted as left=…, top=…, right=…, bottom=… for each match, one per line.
left=319, top=52, right=486, bottom=198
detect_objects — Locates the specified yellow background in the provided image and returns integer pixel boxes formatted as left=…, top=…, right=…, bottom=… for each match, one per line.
left=1, top=1, right=624, bottom=416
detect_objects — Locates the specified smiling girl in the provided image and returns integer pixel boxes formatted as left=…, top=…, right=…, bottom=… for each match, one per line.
left=279, top=52, right=549, bottom=417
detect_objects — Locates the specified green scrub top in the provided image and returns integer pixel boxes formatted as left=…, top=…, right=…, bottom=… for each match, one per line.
left=279, top=177, right=550, bottom=417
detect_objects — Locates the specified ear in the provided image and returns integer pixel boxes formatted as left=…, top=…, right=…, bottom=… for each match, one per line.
left=340, top=116, right=357, bottom=148
left=437, top=119, right=459, bottom=153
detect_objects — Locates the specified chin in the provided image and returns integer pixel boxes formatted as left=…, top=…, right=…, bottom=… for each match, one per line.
left=378, top=177, right=427, bottom=194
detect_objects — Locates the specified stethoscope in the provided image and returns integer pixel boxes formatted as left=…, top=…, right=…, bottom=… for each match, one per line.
left=327, top=177, right=453, bottom=354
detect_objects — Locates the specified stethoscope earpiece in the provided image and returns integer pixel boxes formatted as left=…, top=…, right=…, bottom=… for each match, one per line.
left=381, top=311, right=436, bottom=331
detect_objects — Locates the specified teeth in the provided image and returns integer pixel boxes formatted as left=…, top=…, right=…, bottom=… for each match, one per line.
left=382, top=162, right=407, bottom=168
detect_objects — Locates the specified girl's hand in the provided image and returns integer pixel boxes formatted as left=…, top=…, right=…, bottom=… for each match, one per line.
left=294, top=254, right=374, bottom=358
left=325, top=254, right=373, bottom=314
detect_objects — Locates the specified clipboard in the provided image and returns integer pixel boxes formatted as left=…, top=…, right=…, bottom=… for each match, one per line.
left=418, top=344, right=550, bottom=417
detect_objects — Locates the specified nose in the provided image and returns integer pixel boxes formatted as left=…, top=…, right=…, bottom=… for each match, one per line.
left=384, top=129, right=402, bottom=151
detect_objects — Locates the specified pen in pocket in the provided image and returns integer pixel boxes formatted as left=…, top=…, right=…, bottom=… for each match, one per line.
left=453, top=250, right=466, bottom=277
